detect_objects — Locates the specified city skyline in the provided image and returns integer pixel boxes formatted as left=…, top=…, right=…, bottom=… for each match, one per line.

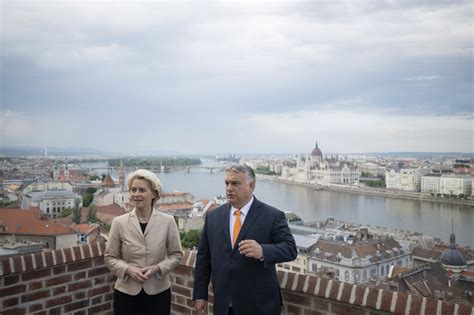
left=1, top=1, right=472, bottom=154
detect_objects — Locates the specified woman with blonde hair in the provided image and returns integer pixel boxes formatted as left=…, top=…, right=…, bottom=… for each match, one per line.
left=105, top=169, right=182, bottom=315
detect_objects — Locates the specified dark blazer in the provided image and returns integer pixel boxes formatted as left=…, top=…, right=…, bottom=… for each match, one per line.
left=193, top=197, right=297, bottom=315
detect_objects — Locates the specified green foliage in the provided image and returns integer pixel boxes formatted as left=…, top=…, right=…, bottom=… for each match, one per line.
left=82, top=188, right=96, bottom=207
left=255, top=166, right=277, bottom=175
left=181, top=229, right=202, bottom=249
left=85, top=187, right=97, bottom=194
left=82, top=194, right=94, bottom=207
left=3, top=200, right=19, bottom=208
left=89, top=175, right=101, bottom=180
left=364, top=179, right=385, bottom=187
left=57, top=207, right=73, bottom=218
left=87, top=205, right=99, bottom=223
left=72, top=198, right=81, bottom=224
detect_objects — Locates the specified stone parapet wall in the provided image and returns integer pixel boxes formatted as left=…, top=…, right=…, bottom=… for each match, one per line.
left=1, top=245, right=473, bottom=314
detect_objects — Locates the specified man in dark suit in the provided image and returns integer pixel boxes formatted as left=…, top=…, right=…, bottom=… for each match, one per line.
left=193, top=164, right=297, bottom=315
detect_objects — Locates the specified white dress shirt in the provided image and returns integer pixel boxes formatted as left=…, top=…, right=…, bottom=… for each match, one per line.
left=229, top=196, right=254, bottom=247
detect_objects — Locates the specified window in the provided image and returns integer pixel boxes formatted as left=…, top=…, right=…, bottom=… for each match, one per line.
left=363, top=271, right=367, bottom=281
left=344, top=271, right=350, bottom=281
left=354, top=272, right=360, bottom=282
left=312, top=263, right=317, bottom=272
left=78, top=234, right=88, bottom=244
left=381, top=266, right=384, bottom=275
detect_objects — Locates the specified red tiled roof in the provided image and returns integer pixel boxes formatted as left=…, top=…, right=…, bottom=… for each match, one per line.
left=0, top=208, right=75, bottom=236
left=96, top=204, right=126, bottom=216
left=197, top=199, right=210, bottom=206
left=102, top=175, right=115, bottom=188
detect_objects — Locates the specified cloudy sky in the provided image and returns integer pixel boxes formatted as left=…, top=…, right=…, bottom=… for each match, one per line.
left=1, top=0, right=472, bottom=155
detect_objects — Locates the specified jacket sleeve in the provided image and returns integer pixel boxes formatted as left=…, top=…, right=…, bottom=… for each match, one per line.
left=260, top=210, right=297, bottom=266
left=104, top=217, right=130, bottom=281
left=192, top=213, right=211, bottom=301
left=156, top=216, right=183, bottom=279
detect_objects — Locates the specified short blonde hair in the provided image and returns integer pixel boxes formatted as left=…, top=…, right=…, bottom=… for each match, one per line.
left=127, top=169, right=162, bottom=207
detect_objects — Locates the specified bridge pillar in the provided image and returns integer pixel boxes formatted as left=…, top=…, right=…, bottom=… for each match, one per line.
left=186, top=166, right=190, bottom=173
left=210, top=168, right=213, bottom=174
left=160, top=165, right=164, bottom=173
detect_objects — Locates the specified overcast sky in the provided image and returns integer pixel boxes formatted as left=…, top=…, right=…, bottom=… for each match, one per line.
left=1, top=0, right=472, bottom=155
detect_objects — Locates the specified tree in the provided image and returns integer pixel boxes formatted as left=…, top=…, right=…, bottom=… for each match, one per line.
left=87, top=204, right=99, bottom=223
left=72, top=198, right=81, bottom=224
left=85, top=187, right=97, bottom=194
left=82, top=194, right=94, bottom=207
left=82, top=188, right=96, bottom=207
left=89, top=175, right=100, bottom=180
left=181, top=229, right=202, bottom=249
left=58, top=207, right=73, bottom=218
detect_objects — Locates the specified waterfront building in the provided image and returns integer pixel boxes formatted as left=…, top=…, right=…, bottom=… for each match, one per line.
left=439, top=174, right=472, bottom=196
left=359, top=162, right=386, bottom=177
left=421, top=173, right=441, bottom=194
left=279, top=141, right=360, bottom=185
left=314, top=162, right=360, bottom=185
left=385, top=168, right=429, bottom=192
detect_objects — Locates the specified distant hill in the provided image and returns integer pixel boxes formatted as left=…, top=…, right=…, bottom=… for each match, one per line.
left=0, top=146, right=106, bottom=156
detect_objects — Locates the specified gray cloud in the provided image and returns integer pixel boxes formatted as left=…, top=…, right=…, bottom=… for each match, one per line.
left=1, top=0, right=472, bottom=153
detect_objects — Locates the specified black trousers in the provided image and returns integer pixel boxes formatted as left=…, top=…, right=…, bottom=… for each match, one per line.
left=114, top=288, right=171, bottom=315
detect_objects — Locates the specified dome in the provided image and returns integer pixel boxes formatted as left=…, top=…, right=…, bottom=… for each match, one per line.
left=311, top=141, right=322, bottom=157
left=440, top=233, right=466, bottom=267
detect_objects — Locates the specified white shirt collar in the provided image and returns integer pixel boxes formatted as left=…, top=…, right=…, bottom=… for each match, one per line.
left=230, top=196, right=254, bottom=217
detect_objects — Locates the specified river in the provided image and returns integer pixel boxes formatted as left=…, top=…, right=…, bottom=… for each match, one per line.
left=83, top=161, right=474, bottom=247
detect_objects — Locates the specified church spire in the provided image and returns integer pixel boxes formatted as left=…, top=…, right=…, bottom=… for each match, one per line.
left=119, top=160, right=125, bottom=192
left=449, top=219, right=456, bottom=249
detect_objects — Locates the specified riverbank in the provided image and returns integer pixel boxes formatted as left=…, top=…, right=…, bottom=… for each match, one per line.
left=256, top=174, right=474, bottom=207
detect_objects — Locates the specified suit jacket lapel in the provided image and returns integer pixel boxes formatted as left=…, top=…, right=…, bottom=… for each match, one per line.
left=221, top=204, right=232, bottom=250
left=235, top=197, right=262, bottom=247
left=130, top=209, right=144, bottom=237
left=143, top=209, right=158, bottom=236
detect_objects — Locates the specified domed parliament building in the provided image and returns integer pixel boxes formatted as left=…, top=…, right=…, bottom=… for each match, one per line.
left=280, top=141, right=360, bottom=185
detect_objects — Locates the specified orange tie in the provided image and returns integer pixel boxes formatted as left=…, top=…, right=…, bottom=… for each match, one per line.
left=232, top=209, right=241, bottom=247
